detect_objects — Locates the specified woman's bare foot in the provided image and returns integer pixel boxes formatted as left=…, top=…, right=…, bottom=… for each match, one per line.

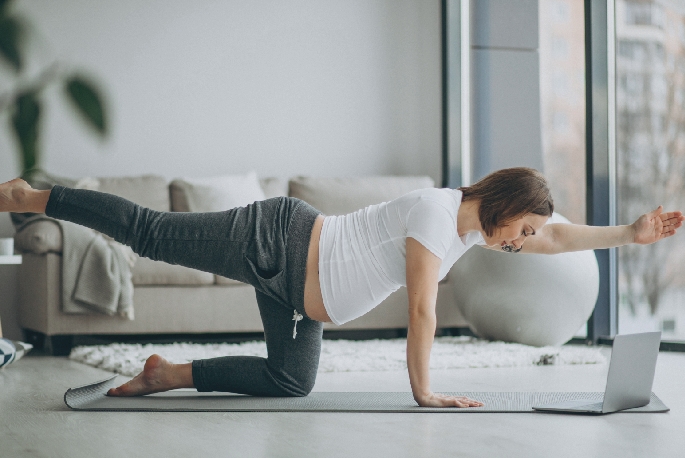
left=106, top=354, right=194, bottom=397
left=0, top=178, right=31, bottom=213
left=0, top=178, right=49, bottom=213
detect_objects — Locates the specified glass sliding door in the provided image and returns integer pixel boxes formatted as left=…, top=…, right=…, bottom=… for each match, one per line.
left=616, top=0, right=685, bottom=341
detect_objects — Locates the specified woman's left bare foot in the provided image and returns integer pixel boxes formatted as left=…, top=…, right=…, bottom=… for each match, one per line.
left=0, top=178, right=32, bottom=213
left=0, top=178, right=51, bottom=213
left=106, top=354, right=193, bottom=397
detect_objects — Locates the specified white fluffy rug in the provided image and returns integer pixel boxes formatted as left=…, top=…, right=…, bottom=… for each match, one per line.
left=69, top=337, right=606, bottom=377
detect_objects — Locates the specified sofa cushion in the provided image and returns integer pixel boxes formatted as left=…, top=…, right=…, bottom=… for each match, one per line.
left=170, top=171, right=266, bottom=212
left=20, top=170, right=95, bottom=190
left=259, top=177, right=289, bottom=199
left=132, top=257, right=214, bottom=286
left=97, top=175, right=170, bottom=212
left=289, top=176, right=436, bottom=215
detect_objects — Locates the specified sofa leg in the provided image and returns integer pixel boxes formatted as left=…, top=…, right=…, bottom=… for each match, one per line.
left=46, top=335, right=74, bottom=356
left=23, top=329, right=46, bottom=350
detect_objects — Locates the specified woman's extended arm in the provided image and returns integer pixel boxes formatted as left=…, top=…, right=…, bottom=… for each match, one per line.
left=405, top=237, right=483, bottom=408
left=522, top=206, right=684, bottom=254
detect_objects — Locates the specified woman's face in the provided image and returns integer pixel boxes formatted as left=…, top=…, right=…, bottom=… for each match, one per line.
left=482, top=213, right=549, bottom=252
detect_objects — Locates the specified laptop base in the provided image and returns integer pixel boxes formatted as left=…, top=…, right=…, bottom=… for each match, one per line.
left=533, top=393, right=669, bottom=414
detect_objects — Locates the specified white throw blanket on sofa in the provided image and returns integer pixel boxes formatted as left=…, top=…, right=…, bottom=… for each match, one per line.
left=17, top=215, right=136, bottom=319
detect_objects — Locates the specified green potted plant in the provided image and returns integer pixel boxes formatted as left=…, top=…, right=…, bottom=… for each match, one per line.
left=0, top=0, right=108, bottom=180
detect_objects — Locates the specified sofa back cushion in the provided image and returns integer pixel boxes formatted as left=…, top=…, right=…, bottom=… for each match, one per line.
left=169, top=171, right=270, bottom=212
left=97, top=175, right=170, bottom=212
left=288, top=176, right=435, bottom=215
left=259, top=177, right=289, bottom=199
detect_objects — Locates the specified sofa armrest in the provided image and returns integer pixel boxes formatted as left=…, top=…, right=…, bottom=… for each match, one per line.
left=14, top=220, right=62, bottom=254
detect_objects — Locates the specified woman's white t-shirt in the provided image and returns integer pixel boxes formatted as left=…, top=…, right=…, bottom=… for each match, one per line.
left=318, top=188, right=486, bottom=325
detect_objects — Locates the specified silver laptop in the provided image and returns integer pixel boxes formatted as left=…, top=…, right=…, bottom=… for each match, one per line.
left=532, top=331, right=661, bottom=414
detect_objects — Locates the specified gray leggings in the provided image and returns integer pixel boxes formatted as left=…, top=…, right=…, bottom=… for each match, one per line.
left=46, top=185, right=324, bottom=397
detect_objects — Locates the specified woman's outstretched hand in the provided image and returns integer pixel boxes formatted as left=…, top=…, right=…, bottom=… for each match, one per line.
left=415, top=392, right=484, bottom=408
left=632, top=206, right=684, bottom=245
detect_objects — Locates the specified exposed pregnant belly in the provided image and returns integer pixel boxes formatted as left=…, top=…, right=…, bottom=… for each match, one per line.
left=303, top=215, right=331, bottom=322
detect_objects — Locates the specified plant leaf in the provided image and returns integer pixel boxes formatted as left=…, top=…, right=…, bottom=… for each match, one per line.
left=64, top=76, right=107, bottom=135
left=0, top=16, right=22, bottom=71
left=11, top=92, right=41, bottom=174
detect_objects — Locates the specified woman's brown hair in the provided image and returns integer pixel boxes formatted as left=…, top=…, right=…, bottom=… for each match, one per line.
left=458, top=167, right=554, bottom=237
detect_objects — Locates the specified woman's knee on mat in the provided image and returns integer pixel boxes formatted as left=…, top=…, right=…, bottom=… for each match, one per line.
left=268, top=364, right=317, bottom=397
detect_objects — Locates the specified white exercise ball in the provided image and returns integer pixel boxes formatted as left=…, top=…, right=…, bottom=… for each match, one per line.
left=449, top=213, right=599, bottom=347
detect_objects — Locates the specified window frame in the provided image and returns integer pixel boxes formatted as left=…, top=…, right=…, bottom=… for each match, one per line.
left=441, top=0, right=470, bottom=189
left=585, top=0, right=619, bottom=344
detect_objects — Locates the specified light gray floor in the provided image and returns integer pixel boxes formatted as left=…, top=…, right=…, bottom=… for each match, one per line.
left=1, top=345, right=684, bottom=458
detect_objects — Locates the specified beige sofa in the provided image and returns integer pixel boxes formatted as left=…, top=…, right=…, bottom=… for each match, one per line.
left=14, top=174, right=468, bottom=353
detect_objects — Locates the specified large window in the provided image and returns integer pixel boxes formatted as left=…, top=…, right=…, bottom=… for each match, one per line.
left=616, top=0, right=685, bottom=340
left=540, top=0, right=587, bottom=226
left=446, top=1, right=685, bottom=344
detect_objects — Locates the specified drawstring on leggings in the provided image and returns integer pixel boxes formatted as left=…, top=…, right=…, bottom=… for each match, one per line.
left=292, top=310, right=303, bottom=339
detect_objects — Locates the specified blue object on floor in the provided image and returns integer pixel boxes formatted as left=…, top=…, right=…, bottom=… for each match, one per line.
left=0, top=338, right=16, bottom=368
left=0, top=338, right=33, bottom=369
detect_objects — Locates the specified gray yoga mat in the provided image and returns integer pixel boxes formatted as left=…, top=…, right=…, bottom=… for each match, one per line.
left=64, top=375, right=670, bottom=413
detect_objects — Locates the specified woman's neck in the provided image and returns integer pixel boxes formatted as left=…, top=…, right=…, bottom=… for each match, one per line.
left=457, top=199, right=482, bottom=238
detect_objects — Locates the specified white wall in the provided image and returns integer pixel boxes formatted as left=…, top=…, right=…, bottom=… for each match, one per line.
left=0, top=0, right=442, bottom=339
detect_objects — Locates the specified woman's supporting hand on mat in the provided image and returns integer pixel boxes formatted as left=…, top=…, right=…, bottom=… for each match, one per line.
left=405, top=238, right=484, bottom=408
left=414, top=392, right=484, bottom=408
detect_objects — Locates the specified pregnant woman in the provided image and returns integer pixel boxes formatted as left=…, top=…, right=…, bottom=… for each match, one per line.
left=1, top=167, right=681, bottom=408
